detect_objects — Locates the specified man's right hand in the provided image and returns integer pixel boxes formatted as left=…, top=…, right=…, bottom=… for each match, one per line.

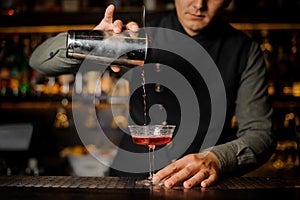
left=94, top=4, right=139, bottom=33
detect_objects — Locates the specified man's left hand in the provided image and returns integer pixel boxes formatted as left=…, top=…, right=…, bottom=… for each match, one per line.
left=152, top=151, right=220, bottom=189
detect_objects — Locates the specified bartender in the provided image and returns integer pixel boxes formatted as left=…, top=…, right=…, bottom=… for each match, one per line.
left=29, top=0, right=276, bottom=189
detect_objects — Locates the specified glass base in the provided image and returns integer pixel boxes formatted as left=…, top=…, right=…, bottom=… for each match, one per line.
left=135, top=178, right=164, bottom=187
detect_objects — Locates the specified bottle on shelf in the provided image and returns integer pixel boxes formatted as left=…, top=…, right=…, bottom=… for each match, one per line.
left=144, top=0, right=157, bottom=11
left=61, top=0, right=79, bottom=13
left=259, top=30, right=276, bottom=96
left=0, top=67, right=10, bottom=97
left=0, top=35, right=32, bottom=98
left=0, top=35, right=20, bottom=97
left=0, top=0, right=16, bottom=16
left=43, top=76, right=60, bottom=96
left=0, top=36, right=11, bottom=97
left=19, top=36, right=32, bottom=97
left=276, top=44, right=293, bottom=97
left=25, top=158, right=39, bottom=176
left=58, top=74, right=74, bottom=96
left=290, top=31, right=300, bottom=97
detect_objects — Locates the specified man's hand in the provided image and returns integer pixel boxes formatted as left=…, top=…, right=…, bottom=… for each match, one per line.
left=152, top=151, right=220, bottom=189
left=94, top=4, right=139, bottom=33
left=93, top=4, right=139, bottom=72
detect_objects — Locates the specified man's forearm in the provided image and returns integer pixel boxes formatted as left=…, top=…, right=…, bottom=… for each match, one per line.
left=211, top=129, right=275, bottom=176
left=29, top=32, right=81, bottom=76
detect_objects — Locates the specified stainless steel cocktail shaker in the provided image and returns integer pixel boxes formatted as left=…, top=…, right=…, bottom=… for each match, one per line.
left=66, top=29, right=147, bottom=68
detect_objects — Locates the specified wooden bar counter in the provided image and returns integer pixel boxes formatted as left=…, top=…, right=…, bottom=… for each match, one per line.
left=0, top=176, right=299, bottom=200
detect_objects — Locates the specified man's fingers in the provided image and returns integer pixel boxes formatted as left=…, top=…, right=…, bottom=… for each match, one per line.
left=94, top=5, right=115, bottom=30
left=183, top=172, right=218, bottom=189
left=153, top=153, right=220, bottom=189
left=183, top=170, right=209, bottom=189
left=200, top=173, right=218, bottom=188
left=163, top=165, right=198, bottom=188
left=103, top=4, right=115, bottom=24
left=126, top=22, right=139, bottom=32
left=110, top=65, right=121, bottom=73
left=95, top=4, right=139, bottom=33
left=152, top=157, right=189, bottom=185
left=152, top=164, right=178, bottom=184
left=113, top=20, right=123, bottom=33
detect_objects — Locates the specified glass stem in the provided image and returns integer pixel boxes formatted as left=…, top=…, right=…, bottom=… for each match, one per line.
left=148, top=145, right=155, bottom=180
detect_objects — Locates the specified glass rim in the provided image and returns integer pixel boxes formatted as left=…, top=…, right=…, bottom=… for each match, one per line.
left=128, top=124, right=176, bottom=128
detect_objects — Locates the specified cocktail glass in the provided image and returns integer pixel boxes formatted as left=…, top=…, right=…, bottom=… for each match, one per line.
left=128, top=124, right=176, bottom=186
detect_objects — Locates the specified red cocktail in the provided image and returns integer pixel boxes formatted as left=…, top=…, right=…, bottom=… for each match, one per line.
left=128, top=125, right=176, bottom=186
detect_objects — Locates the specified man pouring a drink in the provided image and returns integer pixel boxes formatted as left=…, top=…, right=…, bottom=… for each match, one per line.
left=29, top=0, right=276, bottom=189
